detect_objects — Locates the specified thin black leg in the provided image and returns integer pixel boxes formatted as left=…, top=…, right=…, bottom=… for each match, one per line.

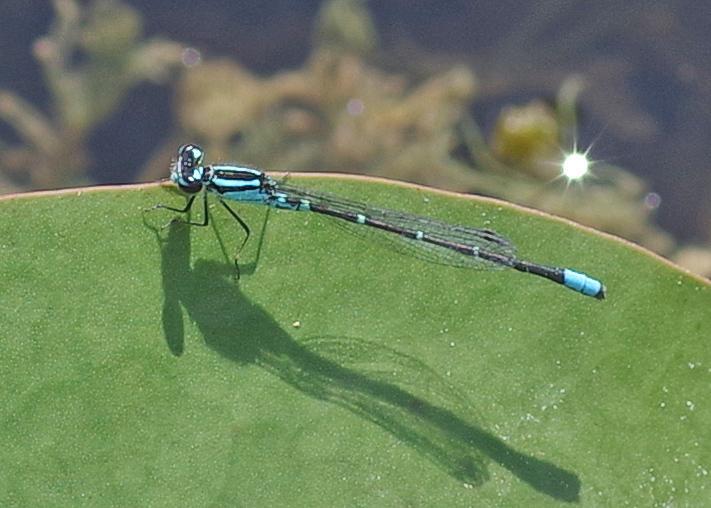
left=219, top=199, right=252, bottom=277
left=150, top=192, right=210, bottom=227
left=151, top=194, right=197, bottom=214
left=192, top=191, right=209, bottom=227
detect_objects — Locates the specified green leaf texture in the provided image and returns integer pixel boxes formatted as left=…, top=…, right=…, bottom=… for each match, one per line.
left=1, top=177, right=709, bottom=506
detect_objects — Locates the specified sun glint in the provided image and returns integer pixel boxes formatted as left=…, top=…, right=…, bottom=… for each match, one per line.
left=561, top=151, right=590, bottom=180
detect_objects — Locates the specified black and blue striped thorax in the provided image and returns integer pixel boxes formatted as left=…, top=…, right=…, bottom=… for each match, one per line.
left=208, top=165, right=272, bottom=204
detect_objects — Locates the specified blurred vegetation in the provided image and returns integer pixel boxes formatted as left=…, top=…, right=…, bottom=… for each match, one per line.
left=0, top=0, right=184, bottom=191
left=1, top=0, right=709, bottom=278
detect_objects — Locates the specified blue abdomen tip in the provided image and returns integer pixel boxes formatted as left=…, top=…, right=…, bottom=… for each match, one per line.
left=563, top=269, right=606, bottom=299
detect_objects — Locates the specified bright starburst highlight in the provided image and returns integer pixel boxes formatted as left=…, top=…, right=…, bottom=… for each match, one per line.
left=561, top=151, right=590, bottom=180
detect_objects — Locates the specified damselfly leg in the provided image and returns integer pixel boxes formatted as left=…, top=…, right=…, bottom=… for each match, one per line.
left=148, top=190, right=255, bottom=277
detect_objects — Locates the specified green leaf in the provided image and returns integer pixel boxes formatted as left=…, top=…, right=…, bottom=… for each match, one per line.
left=1, top=177, right=709, bottom=506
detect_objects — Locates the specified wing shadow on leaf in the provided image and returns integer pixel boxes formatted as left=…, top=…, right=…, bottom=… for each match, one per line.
left=151, top=221, right=581, bottom=502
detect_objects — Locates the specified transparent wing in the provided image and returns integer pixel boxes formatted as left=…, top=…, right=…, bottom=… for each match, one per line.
left=276, top=183, right=517, bottom=269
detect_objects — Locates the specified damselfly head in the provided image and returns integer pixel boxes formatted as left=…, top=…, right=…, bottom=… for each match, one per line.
left=172, top=143, right=206, bottom=193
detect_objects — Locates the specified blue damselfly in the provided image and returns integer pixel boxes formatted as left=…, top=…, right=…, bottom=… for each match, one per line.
left=152, top=144, right=606, bottom=299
